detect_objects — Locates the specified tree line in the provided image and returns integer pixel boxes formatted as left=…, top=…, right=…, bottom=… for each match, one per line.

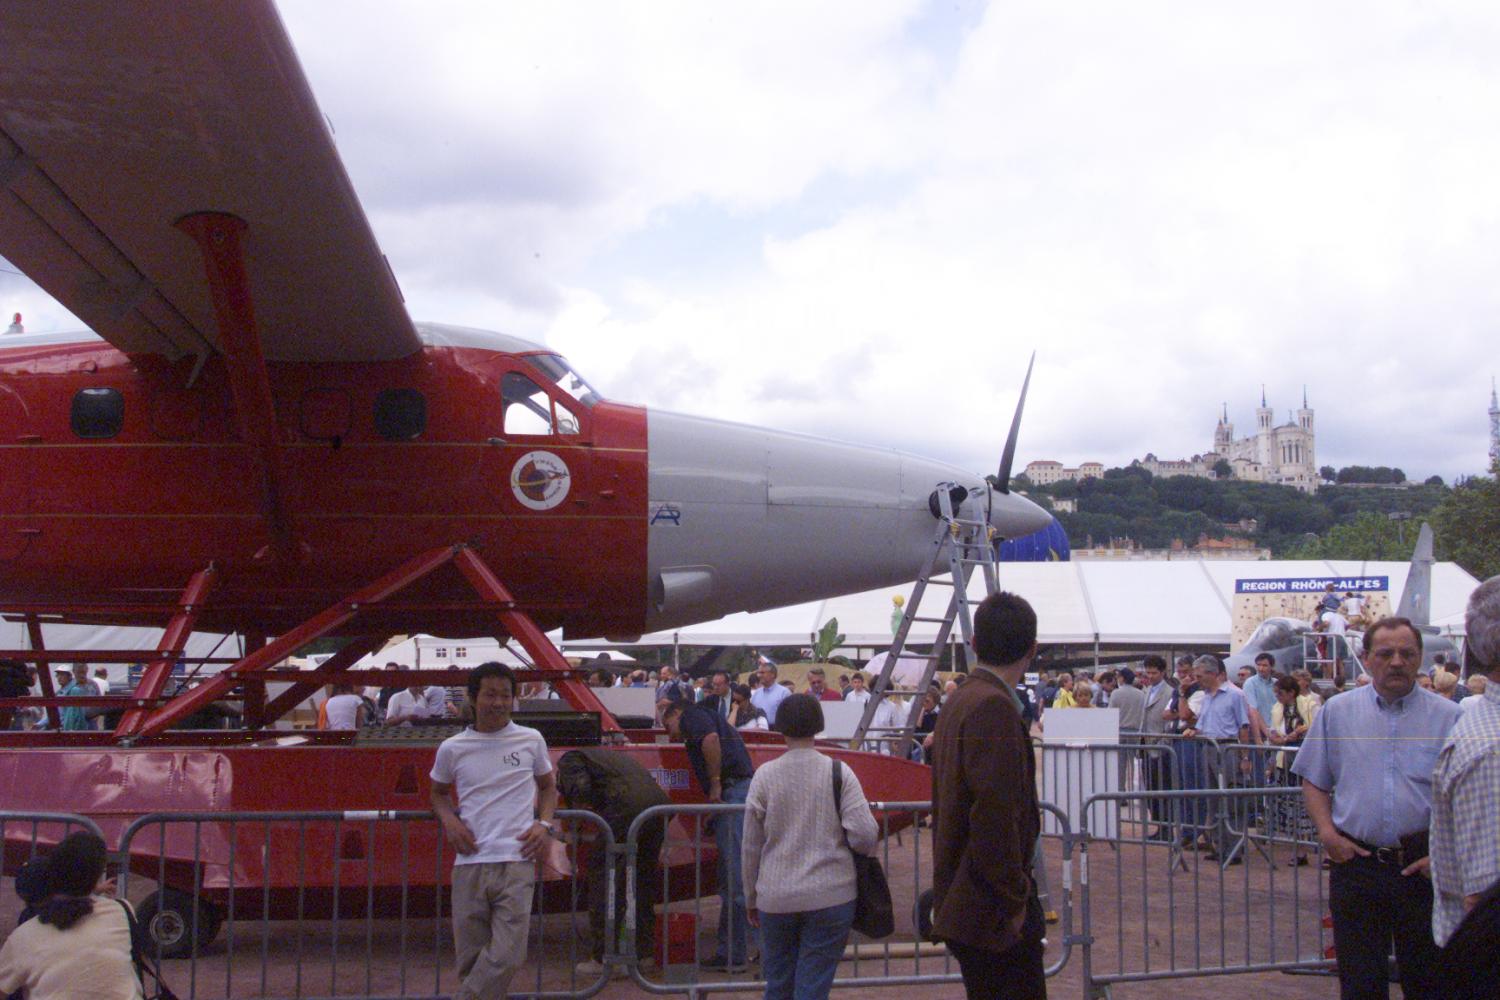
left=1017, top=463, right=1499, bottom=579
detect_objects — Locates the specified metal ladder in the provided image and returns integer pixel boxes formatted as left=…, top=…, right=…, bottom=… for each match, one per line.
left=852, top=484, right=1000, bottom=758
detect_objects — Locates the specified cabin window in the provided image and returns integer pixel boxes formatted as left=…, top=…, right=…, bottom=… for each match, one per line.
left=70, top=387, right=124, bottom=438
left=502, top=373, right=554, bottom=435
left=374, top=388, right=426, bottom=440
left=531, top=353, right=600, bottom=408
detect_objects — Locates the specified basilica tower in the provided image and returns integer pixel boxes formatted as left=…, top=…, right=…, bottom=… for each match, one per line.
left=1255, top=385, right=1274, bottom=466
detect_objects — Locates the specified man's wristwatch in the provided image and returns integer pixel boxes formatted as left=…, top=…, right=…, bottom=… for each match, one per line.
left=537, top=819, right=555, bottom=832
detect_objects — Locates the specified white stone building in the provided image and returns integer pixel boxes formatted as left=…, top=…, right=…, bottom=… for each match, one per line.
left=1213, top=389, right=1318, bottom=493
left=1023, top=460, right=1104, bottom=486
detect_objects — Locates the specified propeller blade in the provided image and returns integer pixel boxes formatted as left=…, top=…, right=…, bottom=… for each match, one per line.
left=994, top=352, right=1035, bottom=494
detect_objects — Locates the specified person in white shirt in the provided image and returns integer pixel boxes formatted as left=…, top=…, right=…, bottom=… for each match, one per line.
left=749, top=662, right=791, bottom=726
left=387, top=682, right=452, bottom=725
left=91, top=668, right=110, bottom=696
left=323, top=683, right=366, bottom=730
left=1341, top=592, right=1366, bottom=623
left=864, top=694, right=905, bottom=754
left=430, top=662, right=557, bottom=1000
left=843, top=672, right=872, bottom=706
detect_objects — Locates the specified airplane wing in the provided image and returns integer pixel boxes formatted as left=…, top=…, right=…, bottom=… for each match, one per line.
left=0, top=2, right=419, bottom=363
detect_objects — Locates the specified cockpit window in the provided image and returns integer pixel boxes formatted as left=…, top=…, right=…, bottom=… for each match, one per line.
left=502, top=372, right=579, bottom=436
left=1245, top=618, right=1308, bottom=651
left=531, top=354, right=600, bottom=408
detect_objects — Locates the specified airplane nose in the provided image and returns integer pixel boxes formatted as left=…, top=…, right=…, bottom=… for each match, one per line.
left=989, top=490, right=1054, bottom=539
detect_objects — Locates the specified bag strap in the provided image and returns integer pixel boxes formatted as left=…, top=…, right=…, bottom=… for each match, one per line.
left=830, top=757, right=851, bottom=851
left=117, top=899, right=176, bottom=1000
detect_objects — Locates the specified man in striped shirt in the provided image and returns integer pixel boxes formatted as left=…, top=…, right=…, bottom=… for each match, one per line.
left=1430, top=576, right=1500, bottom=948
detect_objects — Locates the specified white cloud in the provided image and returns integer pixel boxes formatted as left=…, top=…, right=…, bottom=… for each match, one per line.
left=6, top=0, right=1499, bottom=479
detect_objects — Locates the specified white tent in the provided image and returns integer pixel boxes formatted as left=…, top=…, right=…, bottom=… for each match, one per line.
left=5, top=559, right=1479, bottom=669
left=565, top=558, right=1482, bottom=651
left=0, top=619, right=247, bottom=685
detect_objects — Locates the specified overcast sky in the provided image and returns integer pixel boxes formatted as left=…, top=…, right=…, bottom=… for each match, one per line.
left=5, top=1, right=1499, bottom=480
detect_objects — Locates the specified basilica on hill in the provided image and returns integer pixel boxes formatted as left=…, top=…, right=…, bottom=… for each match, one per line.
left=1133, top=388, right=1319, bottom=493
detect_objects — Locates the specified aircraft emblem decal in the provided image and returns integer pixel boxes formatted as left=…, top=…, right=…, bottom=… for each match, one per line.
left=510, top=451, right=571, bottom=511
left=649, top=502, right=682, bottom=526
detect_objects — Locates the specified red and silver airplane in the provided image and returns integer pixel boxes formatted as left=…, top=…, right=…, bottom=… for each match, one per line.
left=0, top=1, right=1047, bottom=943
left=0, top=1, right=1048, bottom=731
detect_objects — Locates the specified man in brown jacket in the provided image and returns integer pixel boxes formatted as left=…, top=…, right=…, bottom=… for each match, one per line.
left=930, top=591, right=1045, bottom=999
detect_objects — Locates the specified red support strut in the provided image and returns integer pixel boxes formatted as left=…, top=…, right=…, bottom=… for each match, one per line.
left=454, top=547, right=622, bottom=734
left=256, top=636, right=385, bottom=728
left=122, top=543, right=624, bottom=741
left=129, top=545, right=460, bottom=741
left=176, top=212, right=297, bottom=565
left=115, top=564, right=218, bottom=738
left=26, top=616, right=60, bottom=730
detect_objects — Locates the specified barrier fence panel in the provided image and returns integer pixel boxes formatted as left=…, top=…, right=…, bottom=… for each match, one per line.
left=113, top=808, right=614, bottom=1000
left=1078, top=786, right=1336, bottom=996
left=621, top=799, right=1079, bottom=996
left=0, top=811, right=106, bottom=932
left=1038, top=741, right=1178, bottom=841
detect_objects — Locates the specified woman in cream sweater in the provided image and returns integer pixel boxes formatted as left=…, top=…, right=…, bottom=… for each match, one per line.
left=743, top=694, right=879, bottom=1000
left=0, top=831, right=141, bottom=1000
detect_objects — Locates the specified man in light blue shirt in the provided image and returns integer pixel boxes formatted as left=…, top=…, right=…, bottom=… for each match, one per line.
left=1241, top=653, right=1278, bottom=742
left=1182, top=654, right=1249, bottom=861
left=1292, top=617, right=1460, bottom=1000
left=748, top=662, right=790, bottom=727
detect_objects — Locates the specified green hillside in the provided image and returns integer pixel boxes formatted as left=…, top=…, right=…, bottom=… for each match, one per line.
left=1018, top=466, right=1460, bottom=562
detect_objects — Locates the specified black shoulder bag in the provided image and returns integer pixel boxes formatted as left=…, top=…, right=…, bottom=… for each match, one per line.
left=831, top=758, right=894, bottom=938
left=118, top=899, right=180, bottom=1000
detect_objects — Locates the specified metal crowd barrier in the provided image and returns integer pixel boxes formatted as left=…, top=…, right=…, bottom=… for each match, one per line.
left=1077, top=786, right=1335, bottom=995
left=1037, top=740, right=1179, bottom=841
left=3, top=791, right=1345, bottom=999
left=619, top=799, right=1080, bottom=996
left=111, top=808, right=614, bottom=1000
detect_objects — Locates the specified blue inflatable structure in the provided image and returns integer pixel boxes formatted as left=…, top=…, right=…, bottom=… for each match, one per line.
left=997, top=515, right=1070, bottom=562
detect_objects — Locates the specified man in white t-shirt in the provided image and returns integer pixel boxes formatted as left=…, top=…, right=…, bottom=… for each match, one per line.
left=387, top=682, right=452, bottom=725
left=430, top=662, right=557, bottom=1000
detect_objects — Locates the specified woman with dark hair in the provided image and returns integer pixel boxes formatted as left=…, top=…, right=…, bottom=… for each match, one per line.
left=728, top=682, right=769, bottom=731
left=742, top=694, right=878, bottom=999
left=0, top=831, right=142, bottom=999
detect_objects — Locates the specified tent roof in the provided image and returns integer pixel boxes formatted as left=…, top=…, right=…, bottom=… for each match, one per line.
left=565, top=558, right=1482, bottom=649
left=2, top=560, right=1479, bottom=658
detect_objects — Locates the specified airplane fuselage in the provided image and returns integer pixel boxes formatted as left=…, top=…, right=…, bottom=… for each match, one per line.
left=0, top=324, right=1049, bottom=639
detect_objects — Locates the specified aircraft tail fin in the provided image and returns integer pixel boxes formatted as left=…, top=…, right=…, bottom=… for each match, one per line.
left=1395, top=522, right=1435, bottom=626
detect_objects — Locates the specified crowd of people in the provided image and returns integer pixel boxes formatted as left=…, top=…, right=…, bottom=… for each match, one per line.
left=8, top=579, right=1499, bottom=1000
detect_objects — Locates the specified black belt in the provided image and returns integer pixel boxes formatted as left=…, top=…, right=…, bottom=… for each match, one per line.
left=1338, top=829, right=1429, bottom=868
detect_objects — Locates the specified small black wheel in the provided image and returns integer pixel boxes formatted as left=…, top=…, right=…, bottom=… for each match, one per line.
left=136, top=887, right=222, bottom=959
left=914, top=887, right=936, bottom=941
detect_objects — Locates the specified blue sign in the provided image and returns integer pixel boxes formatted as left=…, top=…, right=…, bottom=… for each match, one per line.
left=1234, top=576, right=1389, bottom=595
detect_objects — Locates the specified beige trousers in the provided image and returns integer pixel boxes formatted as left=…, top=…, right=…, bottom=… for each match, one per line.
left=451, top=860, right=535, bottom=1000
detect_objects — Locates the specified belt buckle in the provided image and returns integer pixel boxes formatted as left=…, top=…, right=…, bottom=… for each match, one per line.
left=1373, top=846, right=1401, bottom=866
